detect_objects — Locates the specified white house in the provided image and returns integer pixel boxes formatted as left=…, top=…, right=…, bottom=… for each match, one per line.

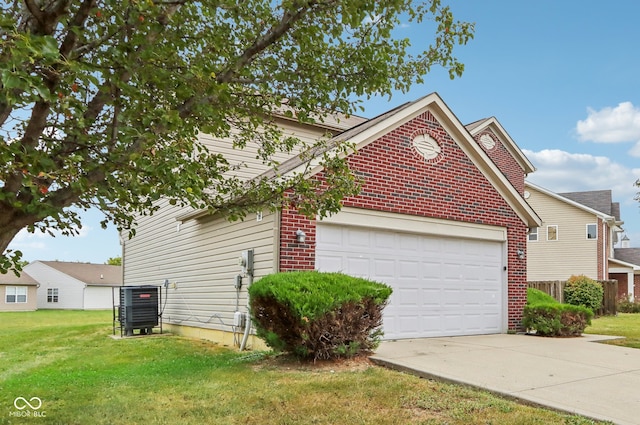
left=25, top=261, right=122, bottom=310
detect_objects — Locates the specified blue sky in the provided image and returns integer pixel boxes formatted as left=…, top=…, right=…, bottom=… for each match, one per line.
left=8, top=0, right=640, bottom=263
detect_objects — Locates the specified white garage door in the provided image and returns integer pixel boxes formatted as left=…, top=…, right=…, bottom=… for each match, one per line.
left=316, top=224, right=505, bottom=339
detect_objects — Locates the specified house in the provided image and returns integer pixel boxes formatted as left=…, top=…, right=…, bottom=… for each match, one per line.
left=524, top=183, right=638, bottom=298
left=1, top=270, right=38, bottom=312
left=23, top=261, right=122, bottom=310
left=613, top=236, right=640, bottom=300
left=122, top=93, right=541, bottom=346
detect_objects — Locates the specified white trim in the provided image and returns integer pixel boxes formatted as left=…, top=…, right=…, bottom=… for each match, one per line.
left=528, top=226, right=539, bottom=242
left=319, top=207, right=507, bottom=242
left=288, top=94, right=541, bottom=228
left=467, top=117, right=536, bottom=174
left=525, top=182, right=616, bottom=222
left=5, top=286, right=28, bottom=304
left=586, top=223, right=598, bottom=240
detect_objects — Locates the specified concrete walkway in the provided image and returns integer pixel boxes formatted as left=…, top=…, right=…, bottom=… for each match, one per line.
left=370, top=334, right=640, bottom=425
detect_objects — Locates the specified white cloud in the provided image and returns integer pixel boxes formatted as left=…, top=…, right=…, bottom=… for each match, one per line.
left=575, top=102, right=640, bottom=145
left=524, top=149, right=640, bottom=203
left=524, top=148, right=640, bottom=246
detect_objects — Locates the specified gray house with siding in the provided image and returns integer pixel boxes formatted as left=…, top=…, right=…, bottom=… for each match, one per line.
left=123, top=93, right=541, bottom=348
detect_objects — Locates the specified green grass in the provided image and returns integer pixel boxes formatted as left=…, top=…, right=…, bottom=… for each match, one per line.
left=585, top=313, right=640, bottom=348
left=0, top=310, right=609, bottom=425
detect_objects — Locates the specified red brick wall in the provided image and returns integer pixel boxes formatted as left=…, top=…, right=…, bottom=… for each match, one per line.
left=279, top=206, right=315, bottom=271
left=610, top=272, right=628, bottom=299
left=635, top=275, right=640, bottom=301
left=280, top=110, right=528, bottom=331
left=474, top=131, right=526, bottom=194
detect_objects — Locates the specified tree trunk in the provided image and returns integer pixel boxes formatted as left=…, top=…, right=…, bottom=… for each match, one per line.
left=0, top=210, right=37, bottom=258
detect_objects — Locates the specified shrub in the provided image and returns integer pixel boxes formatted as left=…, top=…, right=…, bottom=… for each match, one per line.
left=523, top=287, right=593, bottom=337
left=249, top=271, right=392, bottom=361
left=563, top=275, right=603, bottom=312
left=617, top=296, right=640, bottom=313
left=527, top=288, right=559, bottom=305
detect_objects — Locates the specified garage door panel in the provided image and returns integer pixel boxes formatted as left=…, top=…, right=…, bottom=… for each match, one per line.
left=374, top=259, right=396, bottom=278
left=316, top=224, right=505, bottom=339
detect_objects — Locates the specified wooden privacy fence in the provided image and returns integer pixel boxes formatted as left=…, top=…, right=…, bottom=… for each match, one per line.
left=528, top=280, right=618, bottom=316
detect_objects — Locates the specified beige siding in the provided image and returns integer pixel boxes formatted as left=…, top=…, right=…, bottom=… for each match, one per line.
left=526, top=187, right=599, bottom=280
left=123, top=118, right=342, bottom=334
left=0, top=285, right=37, bottom=311
left=123, top=199, right=277, bottom=333
left=197, top=119, right=337, bottom=181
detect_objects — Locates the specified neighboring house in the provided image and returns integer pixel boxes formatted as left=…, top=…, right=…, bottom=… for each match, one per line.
left=613, top=236, right=640, bottom=300
left=524, top=183, right=637, bottom=297
left=24, top=261, right=122, bottom=310
left=0, top=271, right=38, bottom=312
left=123, top=92, right=541, bottom=345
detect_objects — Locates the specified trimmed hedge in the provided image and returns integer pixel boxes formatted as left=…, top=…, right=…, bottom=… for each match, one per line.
left=523, top=288, right=593, bottom=337
left=249, top=271, right=392, bottom=361
left=564, top=275, right=603, bottom=312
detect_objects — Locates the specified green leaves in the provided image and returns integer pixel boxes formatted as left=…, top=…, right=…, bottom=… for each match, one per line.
left=0, top=0, right=473, bottom=273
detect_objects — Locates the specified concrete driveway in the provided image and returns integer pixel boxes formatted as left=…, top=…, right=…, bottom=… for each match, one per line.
left=370, top=334, right=640, bottom=425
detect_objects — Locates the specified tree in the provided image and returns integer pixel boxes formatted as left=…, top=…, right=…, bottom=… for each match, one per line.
left=106, top=256, right=121, bottom=266
left=0, top=0, right=473, bottom=273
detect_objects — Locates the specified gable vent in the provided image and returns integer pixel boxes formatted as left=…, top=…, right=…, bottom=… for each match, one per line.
left=412, top=133, right=442, bottom=161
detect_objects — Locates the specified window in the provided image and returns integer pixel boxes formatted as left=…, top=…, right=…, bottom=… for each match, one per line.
left=6, top=286, right=27, bottom=303
left=47, top=288, right=59, bottom=303
left=586, top=224, right=597, bottom=240
left=528, top=227, right=538, bottom=242
left=547, top=225, right=558, bottom=241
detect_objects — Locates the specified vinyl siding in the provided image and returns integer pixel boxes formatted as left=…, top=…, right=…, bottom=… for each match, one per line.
left=123, top=119, right=337, bottom=332
left=197, top=119, right=335, bottom=181
left=26, top=262, right=87, bottom=309
left=1, top=285, right=37, bottom=311
left=123, top=200, right=278, bottom=333
left=526, top=186, right=599, bottom=280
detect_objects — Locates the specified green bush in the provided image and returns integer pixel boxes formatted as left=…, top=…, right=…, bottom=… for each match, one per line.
left=527, top=288, right=559, bottom=305
left=249, top=271, right=392, bottom=361
left=563, top=275, right=603, bottom=312
left=523, top=287, right=593, bottom=337
left=617, top=296, right=640, bottom=313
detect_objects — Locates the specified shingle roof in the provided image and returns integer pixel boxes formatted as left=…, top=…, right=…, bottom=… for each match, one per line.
left=0, top=270, right=38, bottom=285
left=614, top=248, right=640, bottom=266
left=40, top=261, right=122, bottom=286
left=559, top=190, right=615, bottom=217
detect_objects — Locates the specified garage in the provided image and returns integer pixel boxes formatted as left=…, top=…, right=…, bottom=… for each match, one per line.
left=315, top=211, right=506, bottom=340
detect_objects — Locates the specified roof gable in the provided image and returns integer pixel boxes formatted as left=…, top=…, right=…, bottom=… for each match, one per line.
left=276, top=93, right=540, bottom=227
left=465, top=117, right=536, bottom=175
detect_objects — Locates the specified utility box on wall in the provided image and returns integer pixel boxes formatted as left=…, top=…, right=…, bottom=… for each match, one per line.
left=119, top=286, right=159, bottom=336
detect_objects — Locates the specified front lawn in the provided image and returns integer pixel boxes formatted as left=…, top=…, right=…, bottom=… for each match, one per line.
left=0, top=310, right=607, bottom=424
left=585, top=313, right=640, bottom=349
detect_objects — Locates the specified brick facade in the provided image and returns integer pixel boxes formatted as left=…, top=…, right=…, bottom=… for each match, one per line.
left=475, top=130, right=526, bottom=195
left=280, top=110, right=528, bottom=332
